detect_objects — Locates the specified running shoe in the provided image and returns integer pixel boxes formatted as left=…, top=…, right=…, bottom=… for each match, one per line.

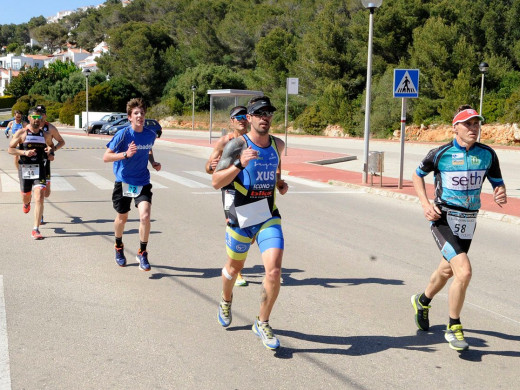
left=136, top=250, right=151, bottom=271
left=411, top=293, right=430, bottom=331
left=235, top=273, right=248, bottom=287
left=217, top=296, right=232, bottom=327
left=252, top=317, right=280, bottom=350
left=23, top=203, right=30, bottom=214
left=445, top=324, right=469, bottom=351
left=31, top=229, right=43, bottom=240
left=40, top=215, right=45, bottom=225
left=115, top=245, right=126, bottom=267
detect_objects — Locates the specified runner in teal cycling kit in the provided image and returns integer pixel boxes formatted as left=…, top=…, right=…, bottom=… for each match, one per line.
left=411, top=106, right=507, bottom=351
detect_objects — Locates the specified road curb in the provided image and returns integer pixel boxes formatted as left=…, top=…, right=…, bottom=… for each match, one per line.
left=328, top=180, right=520, bottom=225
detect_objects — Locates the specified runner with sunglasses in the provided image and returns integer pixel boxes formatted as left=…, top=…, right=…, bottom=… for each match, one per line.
left=8, top=108, right=55, bottom=239
left=411, top=105, right=507, bottom=351
left=206, top=105, right=250, bottom=286
left=213, top=96, right=289, bottom=350
left=36, top=105, right=66, bottom=225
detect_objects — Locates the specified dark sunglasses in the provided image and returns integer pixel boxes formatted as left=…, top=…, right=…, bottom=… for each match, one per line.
left=251, top=111, right=274, bottom=118
left=232, top=114, right=247, bottom=121
left=30, top=115, right=42, bottom=119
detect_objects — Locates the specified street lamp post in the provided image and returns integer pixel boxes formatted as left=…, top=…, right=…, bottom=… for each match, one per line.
left=82, top=68, right=91, bottom=136
left=191, top=85, right=196, bottom=131
left=361, top=0, right=383, bottom=184
left=478, top=62, right=489, bottom=142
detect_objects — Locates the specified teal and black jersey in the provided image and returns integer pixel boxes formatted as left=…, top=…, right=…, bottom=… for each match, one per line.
left=416, top=139, right=504, bottom=211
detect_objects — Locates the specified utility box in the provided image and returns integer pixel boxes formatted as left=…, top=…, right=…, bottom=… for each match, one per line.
left=368, top=151, right=384, bottom=186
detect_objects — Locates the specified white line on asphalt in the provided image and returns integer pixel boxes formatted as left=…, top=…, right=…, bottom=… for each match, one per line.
left=0, top=174, right=19, bottom=192
left=191, top=191, right=364, bottom=195
left=152, top=171, right=209, bottom=188
left=51, top=173, right=76, bottom=191
left=149, top=180, right=167, bottom=189
left=0, top=276, right=12, bottom=390
left=184, top=171, right=211, bottom=180
left=284, top=176, right=334, bottom=188
left=77, top=172, right=114, bottom=190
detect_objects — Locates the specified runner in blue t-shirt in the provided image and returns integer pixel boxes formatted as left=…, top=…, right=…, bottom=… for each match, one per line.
left=103, top=98, right=161, bottom=272
left=410, top=105, right=507, bottom=351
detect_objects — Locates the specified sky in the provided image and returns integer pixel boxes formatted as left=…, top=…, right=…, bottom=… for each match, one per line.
left=0, top=1, right=100, bottom=25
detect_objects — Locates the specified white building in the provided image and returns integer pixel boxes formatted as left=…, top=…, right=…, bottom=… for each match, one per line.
left=0, top=68, right=20, bottom=96
left=0, top=53, right=48, bottom=71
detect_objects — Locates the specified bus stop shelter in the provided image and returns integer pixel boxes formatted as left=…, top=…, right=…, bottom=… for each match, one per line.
left=207, top=89, right=263, bottom=143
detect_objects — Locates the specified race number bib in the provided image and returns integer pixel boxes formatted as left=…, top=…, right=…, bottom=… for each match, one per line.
left=122, top=183, right=143, bottom=198
left=235, top=198, right=272, bottom=228
left=21, top=164, right=40, bottom=180
left=446, top=210, right=477, bottom=240
left=224, top=189, right=235, bottom=211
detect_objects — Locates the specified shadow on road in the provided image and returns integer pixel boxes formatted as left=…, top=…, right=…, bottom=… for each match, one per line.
left=149, top=264, right=402, bottom=288
left=266, top=325, right=520, bottom=360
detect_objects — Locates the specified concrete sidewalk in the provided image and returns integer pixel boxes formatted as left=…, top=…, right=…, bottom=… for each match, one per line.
left=168, top=136, right=520, bottom=224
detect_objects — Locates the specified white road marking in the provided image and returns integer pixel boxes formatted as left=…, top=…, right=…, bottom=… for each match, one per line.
left=0, top=174, right=19, bottom=193
left=152, top=171, right=209, bottom=188
left=284, top=176, right=334, bottom=188
left=77, top=172, right=114, bottom=190
left=184, top=171, right=211, bottom=180
left=51, top=173, right=75, bottom=191
left=149, top=180, right=167, bottom=189
left=0, top=276, right=12, bottom=390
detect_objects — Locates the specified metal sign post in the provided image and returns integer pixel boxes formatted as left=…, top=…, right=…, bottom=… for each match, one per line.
left=393, top=69, right=419, bottom=189
left=285, top=78, right=298, bottom=156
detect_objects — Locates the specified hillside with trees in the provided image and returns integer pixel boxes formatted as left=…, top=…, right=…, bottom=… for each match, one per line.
left=3, top=0, right=520, bottom=137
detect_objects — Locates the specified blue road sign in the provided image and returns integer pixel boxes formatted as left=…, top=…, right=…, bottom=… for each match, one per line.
left=393, top=69, right=419, bottom=98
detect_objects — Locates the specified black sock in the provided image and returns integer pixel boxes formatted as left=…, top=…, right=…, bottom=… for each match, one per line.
left=449, top=317, right=461, bottom=327
left=140, top=241, right=148, bottom=253
left=115, top=237, right=123, bottom=248
left=419, top=293, right=432, bottom=306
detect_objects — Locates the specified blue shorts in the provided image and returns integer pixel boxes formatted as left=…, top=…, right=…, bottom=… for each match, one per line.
left=225, top=217, right=284, bottom=261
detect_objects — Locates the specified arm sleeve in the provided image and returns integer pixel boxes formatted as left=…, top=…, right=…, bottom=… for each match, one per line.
left=415, top=147, right=437, bottom=177
left=487, top=149, right=505, bottom=188
left=214, top=137, right=246, bottom=172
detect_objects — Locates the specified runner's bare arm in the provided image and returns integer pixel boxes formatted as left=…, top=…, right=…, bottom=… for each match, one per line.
left=206, top=136, right=226, bottom=174
left=49, top=124, right=65, bottom=150
left=212, top=137, right=247, bottom=189
left=148, top=150, right=161, bottom=171
left=7, top=131, right=25, bottom=156
left=412, top=172, right=441, bottom=221
left=274, top=137, right=288, bottom=194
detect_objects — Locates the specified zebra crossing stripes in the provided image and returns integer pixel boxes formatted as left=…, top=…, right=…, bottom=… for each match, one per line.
left=152, top=171, right=210, bottom=188
left=51, top=173, right=75, bottom=191
left=0, top=170, right=344, bottom=193
left=0, top=173, right=19, bottom=192
left=77, top=172, right=113, bottom=190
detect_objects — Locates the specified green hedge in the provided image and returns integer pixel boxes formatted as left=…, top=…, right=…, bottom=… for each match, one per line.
left=0, top=96, right=16, bottom=110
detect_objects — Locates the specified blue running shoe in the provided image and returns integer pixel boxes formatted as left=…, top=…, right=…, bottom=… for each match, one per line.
left=218, top=296, right=232, bottom=327
left=136, top=250, right=151, bottom=271
left=252, top=317, right=280, bottom=350
left=115, top=245, right=126, bottom=267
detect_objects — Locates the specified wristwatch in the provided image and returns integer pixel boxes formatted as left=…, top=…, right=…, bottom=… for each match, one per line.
left=233, top=158, right=244, bottom=170
left=123, top=152, right=128, bottom=159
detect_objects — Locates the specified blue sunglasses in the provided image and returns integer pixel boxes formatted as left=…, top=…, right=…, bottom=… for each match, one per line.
left=233, top=114, right=247, bottom=121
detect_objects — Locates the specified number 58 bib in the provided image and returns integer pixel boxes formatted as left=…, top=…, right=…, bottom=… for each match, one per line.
left=446, top=210, right=478, bottom=240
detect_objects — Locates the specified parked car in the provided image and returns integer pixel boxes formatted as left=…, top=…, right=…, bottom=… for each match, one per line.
left=99, top=117, right=129, bottom=134
left=0, top=118, right=13, bottom=128
left=107, top=119, right=162, bottom=138
left=83, top=113, right=127, bottom=134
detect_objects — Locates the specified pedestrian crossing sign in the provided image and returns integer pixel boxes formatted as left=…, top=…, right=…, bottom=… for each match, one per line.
left=393, top=69, right=419, bottom=98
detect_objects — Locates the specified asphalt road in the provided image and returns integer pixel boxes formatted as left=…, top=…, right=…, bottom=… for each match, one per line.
left=1, top=133, right=519, bottom=389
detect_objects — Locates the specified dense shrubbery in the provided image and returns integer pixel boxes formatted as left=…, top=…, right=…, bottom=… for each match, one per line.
left=5, top=0, right=520, bottom=134
left=0, top=96, right=16, bottom=109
